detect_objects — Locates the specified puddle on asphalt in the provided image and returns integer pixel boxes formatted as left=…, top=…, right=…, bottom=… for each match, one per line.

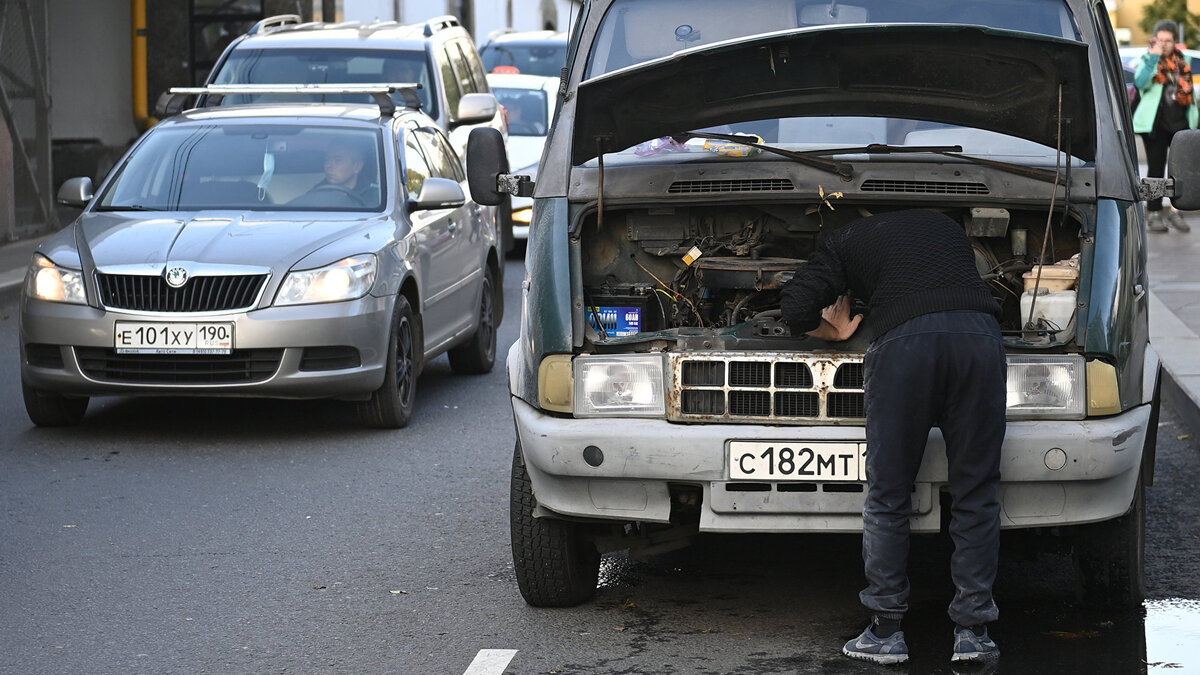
left=1145, top=598, right=1200, bottom=671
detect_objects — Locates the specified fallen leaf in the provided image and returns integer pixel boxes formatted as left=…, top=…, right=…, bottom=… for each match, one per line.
left=701, top=627, right=716, bottom=634
left=617, top=600, right=637, bottom=610
left=1177, top=434, right=1191, bottom=440
left=390, top=590, right=409, bottom=595
left=62, top=524, right=76, bottom=529
left=313, top=585, right=326, bottom=590
left=615, top=626, right=627, bottom=632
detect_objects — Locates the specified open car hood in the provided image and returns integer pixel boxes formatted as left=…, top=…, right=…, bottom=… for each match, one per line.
left=572, top=24, right=1094, bottom=165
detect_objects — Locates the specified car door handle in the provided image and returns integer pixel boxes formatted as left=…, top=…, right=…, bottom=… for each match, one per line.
left=1134, top=283, right=1146, bottom=300
left=448, top=221, right=458, bottom=235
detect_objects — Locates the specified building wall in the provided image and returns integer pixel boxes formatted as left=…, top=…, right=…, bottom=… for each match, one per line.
left=48, top=0, right=136, bottom=148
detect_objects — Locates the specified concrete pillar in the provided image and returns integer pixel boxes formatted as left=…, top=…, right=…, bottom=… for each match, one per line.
left=0, top=118, right=14, bottom=241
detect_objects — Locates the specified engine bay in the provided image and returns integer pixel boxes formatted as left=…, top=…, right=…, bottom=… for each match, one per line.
left=577, top=203, right=1083, bottom=347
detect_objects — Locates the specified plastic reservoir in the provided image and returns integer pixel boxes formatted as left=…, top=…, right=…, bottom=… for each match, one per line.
left=1020, top=289, right=1077, bottom=342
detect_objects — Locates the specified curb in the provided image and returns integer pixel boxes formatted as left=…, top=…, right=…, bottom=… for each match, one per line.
left=1149, top=292, right=1200, bottom=436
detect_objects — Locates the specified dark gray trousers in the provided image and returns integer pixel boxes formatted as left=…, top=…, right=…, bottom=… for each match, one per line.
left=859, top=311, right=1007, bottom=627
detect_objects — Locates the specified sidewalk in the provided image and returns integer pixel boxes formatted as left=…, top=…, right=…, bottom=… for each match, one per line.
left=2, top=214, right=1198, bottom=432
left=1146, top=213, right=1200, bottom=433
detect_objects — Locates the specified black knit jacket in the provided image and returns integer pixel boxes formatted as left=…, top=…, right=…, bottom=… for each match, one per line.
left=779, top=209, right=1002, bottom=338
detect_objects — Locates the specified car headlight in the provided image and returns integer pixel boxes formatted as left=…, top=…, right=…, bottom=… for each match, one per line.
left=27, top=254, right=86, bottom=304
left=574, top=354, right=666, bottom=417
left=275, top=254, right=376, bottom=306
left=1006, top=355, right=1086, bottom=419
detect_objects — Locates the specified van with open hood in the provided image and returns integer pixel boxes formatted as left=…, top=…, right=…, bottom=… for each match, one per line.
left=465, top=0, right=1200, bottom=609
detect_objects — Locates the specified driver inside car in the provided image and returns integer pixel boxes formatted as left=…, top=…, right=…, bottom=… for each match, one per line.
left=293, top=140, right=378, bottom=207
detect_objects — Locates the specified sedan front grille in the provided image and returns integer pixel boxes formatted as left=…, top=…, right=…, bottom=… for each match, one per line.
left=96, top=273, right=268, bottom=312
left=76, top=347, right=282, bottom=384
left=672, top=353, right=865, bottom=424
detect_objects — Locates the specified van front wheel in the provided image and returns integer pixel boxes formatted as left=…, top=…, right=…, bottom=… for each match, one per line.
left=1072, top=475, right=1146, bottom=609
left=510, top=441, right=600, bottom=607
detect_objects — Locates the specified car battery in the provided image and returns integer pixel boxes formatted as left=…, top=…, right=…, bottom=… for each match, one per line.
left=586, top=284, right=661, bottom=336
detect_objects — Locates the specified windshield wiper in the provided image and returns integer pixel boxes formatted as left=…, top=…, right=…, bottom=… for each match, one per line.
left=675, top=135, right=1063, bottom=184
left=851, top=144, right=1061, bottom=183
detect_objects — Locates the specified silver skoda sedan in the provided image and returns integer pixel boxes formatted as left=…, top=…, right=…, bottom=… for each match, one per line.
left=20, top=89, right=503, bottom=428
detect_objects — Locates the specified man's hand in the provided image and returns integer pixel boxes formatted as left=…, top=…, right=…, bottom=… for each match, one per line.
left=806, top=295, right=862, bottom=341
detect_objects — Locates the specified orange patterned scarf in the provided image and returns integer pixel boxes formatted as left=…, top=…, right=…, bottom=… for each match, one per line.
left=1154, top=51, right=1194, bottom=106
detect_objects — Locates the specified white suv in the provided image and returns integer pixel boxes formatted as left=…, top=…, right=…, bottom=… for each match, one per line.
left=206, top=14, right=514, bottom=249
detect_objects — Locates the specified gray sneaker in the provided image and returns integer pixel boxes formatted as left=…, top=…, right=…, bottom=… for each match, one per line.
left=1148, top=211, right=1169, bottom=232
left=1167, top=208, right=1192, bottom=232
left=951, top=626, right=999, bottom=662
left=843, top=624, right=909, bottom=664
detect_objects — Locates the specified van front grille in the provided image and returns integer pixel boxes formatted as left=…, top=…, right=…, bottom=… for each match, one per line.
left=672, top=354, right=865, bottom=423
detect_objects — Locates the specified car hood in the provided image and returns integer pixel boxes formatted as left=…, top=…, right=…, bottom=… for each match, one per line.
left=72, top=211, right=387, bottom=275
left=572, top=24, right=1094, bottom=165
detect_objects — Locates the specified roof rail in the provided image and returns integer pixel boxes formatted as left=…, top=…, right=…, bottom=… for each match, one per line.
left=158, top=84, right=425, bottom=118
left=423, top=15, right=460, bottom=37
left=248, top=14, right=301, bottom=35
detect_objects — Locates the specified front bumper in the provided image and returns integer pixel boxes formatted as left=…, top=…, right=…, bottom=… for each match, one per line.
left=512, top=396, right=1149, bottom=533
left=19, top=293, right=393, bottom=399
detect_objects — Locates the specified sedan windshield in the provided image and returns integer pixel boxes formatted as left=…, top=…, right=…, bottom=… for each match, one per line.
left=213, top=48, right=436, bottom=118
left=481, top=41, right=568, bottom=76
left=97, top=124, right=386, bottom=212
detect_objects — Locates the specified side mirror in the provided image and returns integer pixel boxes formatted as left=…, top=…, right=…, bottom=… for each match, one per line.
left=57, top=177, right=95, bottom=207
left=1168, top=130, right=1200, bottom=210
left=455, top=93, right=499, bottom=126
left=466, top=127, right=510, bottom=206
left=410, top=177, right=466, bottom=211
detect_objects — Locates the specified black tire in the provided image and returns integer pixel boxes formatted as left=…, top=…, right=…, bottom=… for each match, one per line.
left=22, top=380, right=88, bottom=427
left=357, top=295, right=418, bottom=428
left=448, top=266, right=498, bottom=375
left=1072, top=476, right=1146, bottom=609
left=510, top=441, right=601, bottom=607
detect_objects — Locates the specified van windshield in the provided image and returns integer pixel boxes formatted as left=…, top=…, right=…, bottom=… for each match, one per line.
left=213, top=48, right=436, bottom=118
left=586, top=0, right=1078, bottom=78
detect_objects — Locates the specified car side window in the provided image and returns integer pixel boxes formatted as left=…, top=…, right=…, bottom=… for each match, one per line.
left=439, top=49, right=463, bottom=118
left=447, top=43, right=476, bottom=96
left=415, top=127, right=466, bottom=182
left=457, top=42, right=488, bottom=92
left=402, top=130, right=433, bottom=199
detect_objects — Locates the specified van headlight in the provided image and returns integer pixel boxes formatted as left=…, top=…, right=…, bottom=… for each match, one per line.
left=575, top=354, right=665, bottom=417
left=28, top=254, right=86, bottom=304
left=276, top=254, right=376, bottom=306
left=1006, top=355, right=1086, bottom=419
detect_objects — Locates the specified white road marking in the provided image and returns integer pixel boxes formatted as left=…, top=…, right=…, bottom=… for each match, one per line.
left=463, top=649, right=518, bottom=675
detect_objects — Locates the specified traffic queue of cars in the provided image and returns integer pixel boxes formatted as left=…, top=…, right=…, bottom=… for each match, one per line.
left=18, top=16, right=526, bottom=428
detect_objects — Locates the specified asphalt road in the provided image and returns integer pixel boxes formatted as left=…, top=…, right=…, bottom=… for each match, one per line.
left=1, top=259, right=1198, bottom=674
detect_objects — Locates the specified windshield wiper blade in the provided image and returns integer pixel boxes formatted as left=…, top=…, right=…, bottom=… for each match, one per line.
left=674, top=131, right=853, bottom=178
left=801, top=143, right=1060, bottom=183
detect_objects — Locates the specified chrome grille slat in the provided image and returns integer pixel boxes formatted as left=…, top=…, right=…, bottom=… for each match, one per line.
left=673, top=354, right=865, bottom=423
left=96, top=273, right=267, bottom=312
